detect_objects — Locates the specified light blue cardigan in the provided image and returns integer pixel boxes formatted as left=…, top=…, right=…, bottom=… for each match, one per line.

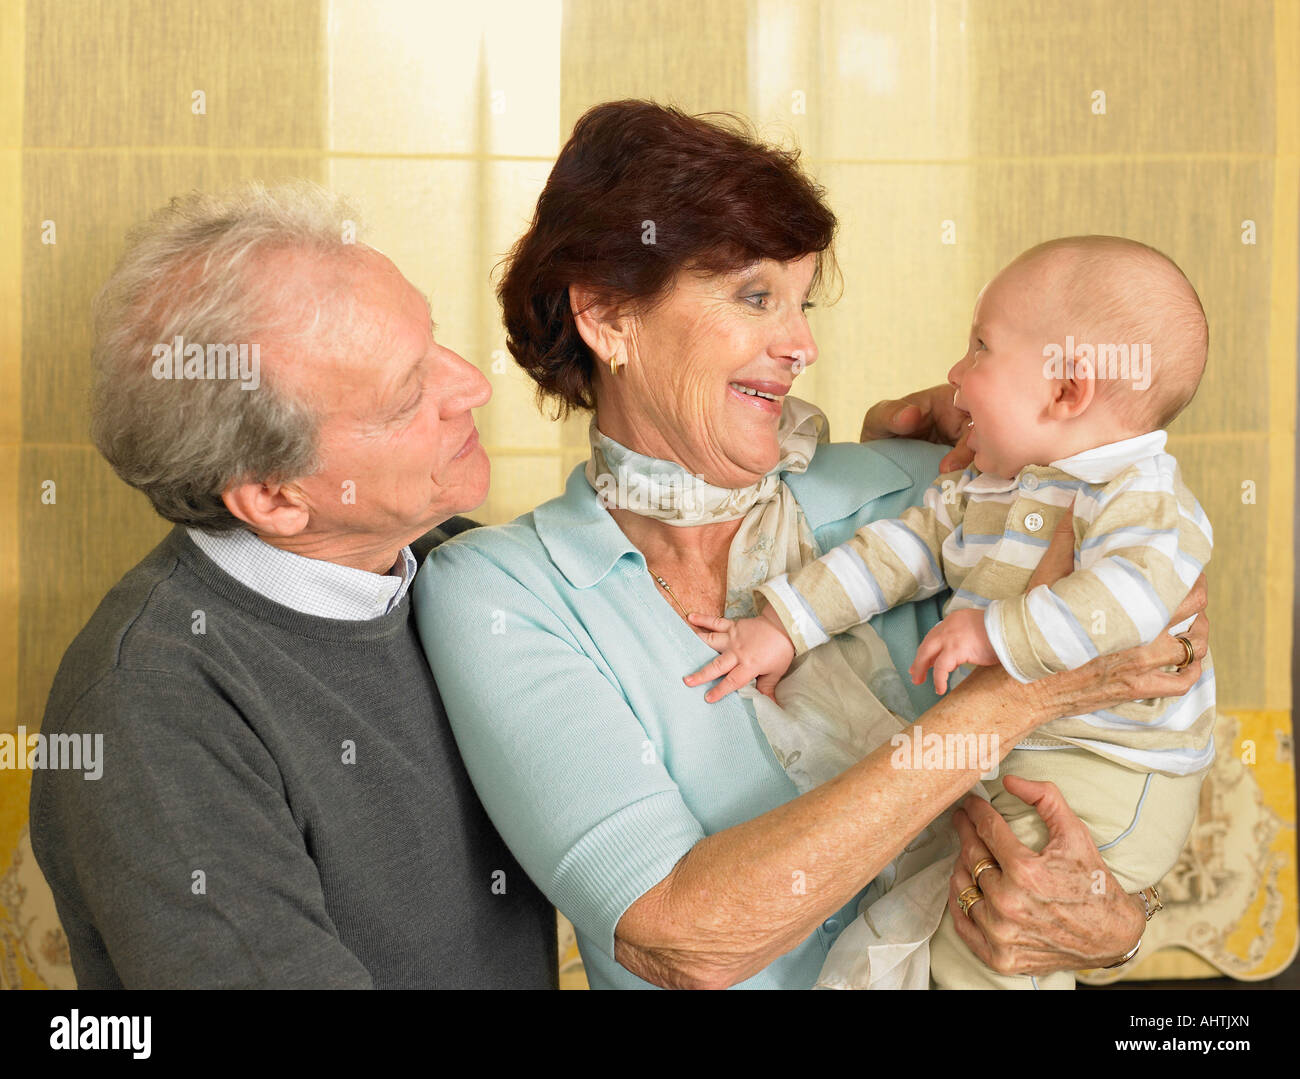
left=413, top=438, right=950, bottom=989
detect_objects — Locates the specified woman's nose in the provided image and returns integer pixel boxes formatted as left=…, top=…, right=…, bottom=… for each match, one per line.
left=785, top=313, right=818, bottom=373
left=791, top=341, right=817, bottom=374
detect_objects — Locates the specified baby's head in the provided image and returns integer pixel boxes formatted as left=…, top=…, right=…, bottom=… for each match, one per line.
left=949, top=236, right=1207, bottom=477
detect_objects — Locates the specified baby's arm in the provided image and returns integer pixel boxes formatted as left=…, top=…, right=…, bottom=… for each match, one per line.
left=687, top=469, right=970, bottom=703
left=986, top=468, right=1212, bottom=682
left=754, top=469, right=971, bottom=655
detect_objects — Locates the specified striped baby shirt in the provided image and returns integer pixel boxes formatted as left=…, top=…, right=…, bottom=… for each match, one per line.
left=755, top=430, right=1216, bottom=776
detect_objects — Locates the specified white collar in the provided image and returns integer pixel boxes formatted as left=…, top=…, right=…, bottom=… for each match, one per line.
left=963, top=429, right=1168, bottom=493
left=1049, top=429, right=1168, bottom=482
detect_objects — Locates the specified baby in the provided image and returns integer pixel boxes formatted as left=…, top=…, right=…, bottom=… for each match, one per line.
left=687, top=235, right=1216, bottom=989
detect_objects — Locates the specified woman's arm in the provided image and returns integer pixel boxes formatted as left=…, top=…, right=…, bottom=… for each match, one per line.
left=614, top=663, right=1044, bottom=988
left=613, top=594, right=1206, bottom=988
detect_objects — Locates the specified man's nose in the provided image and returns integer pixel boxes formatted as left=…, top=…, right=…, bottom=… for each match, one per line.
left=443, top=350, right=492, bottom=413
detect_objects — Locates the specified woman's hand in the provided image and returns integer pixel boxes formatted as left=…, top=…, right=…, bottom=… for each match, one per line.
left=1029, top=572, right=1209, bottom=721
left=859, top=383, right=974, bottom=472
left=945, top=776, right=1146, bottom=973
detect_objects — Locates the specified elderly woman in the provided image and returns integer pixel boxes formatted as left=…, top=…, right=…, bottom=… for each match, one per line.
left=413, top=101, right=1207, bottom=990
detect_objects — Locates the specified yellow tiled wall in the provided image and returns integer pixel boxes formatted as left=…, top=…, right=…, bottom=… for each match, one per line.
left=2, top=0, right=1295, bottom=989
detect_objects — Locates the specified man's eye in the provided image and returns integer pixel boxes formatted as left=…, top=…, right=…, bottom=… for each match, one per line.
left=744, top=293, right=770, bottom=309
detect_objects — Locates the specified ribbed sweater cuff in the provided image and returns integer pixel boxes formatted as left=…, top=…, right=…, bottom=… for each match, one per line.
left=550, top=792, right=706, bottom=961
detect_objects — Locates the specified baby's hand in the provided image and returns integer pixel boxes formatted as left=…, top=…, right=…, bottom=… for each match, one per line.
left=684, top=605, right=796, bottom=704
left=909, top=608, right=999, bottom=694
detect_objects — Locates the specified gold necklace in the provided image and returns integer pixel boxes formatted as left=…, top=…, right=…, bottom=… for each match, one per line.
left=648, top=567, right=692, bottom=619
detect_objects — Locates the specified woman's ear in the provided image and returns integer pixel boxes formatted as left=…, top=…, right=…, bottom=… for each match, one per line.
left=570, top=284, right=628, bottom=359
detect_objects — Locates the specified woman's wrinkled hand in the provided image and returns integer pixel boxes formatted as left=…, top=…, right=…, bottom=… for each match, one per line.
left=945, top=775, right=1146, bottom=975
left=1029, top=572, right=1210, bottom=722
left=859, top=383, right=973, bottom=472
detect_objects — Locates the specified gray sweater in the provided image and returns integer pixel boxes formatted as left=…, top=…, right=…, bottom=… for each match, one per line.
left=30, top=524, right=557, bottom=988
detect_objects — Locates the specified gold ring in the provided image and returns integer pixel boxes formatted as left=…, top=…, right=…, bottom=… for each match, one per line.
left=1173, top=635, right=1194, bottom=672
left=957, top=885, right=984, bottom=917
left=972, top=857, right=998, bottom=887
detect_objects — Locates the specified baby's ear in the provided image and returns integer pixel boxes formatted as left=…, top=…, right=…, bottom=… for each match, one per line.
left=1047, top=361, right=1096, bottom=420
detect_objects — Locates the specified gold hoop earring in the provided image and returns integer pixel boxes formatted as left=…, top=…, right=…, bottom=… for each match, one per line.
left=608, top=352, right=625, bottom=376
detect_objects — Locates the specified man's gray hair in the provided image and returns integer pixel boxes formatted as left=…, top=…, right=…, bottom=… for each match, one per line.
left=91, top=179, right=363, bottom=531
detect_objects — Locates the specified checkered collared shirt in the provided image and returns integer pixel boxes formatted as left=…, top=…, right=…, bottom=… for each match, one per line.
left=188, top=527, right=418, bottom=620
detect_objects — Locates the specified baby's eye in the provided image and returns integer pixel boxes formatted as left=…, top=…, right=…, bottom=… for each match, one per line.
left=974, top=338, right=987, bottom=352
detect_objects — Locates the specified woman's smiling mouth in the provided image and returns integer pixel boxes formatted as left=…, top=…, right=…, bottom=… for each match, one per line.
left=728, top=380, right=789, bottom=414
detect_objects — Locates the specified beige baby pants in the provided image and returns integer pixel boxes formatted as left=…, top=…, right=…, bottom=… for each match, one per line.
left=929, top=744, right=1207, bottom=989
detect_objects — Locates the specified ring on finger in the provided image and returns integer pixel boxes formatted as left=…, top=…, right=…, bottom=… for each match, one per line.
left=957, top=885, right=984, bottom=917
left=971, top=857, right=998, bottom=887
left=1173, top=635, right=1194, bottom=672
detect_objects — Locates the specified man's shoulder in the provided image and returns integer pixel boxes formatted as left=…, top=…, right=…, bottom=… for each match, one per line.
left=409, top=514, right=483, bottom=565
left=43, top=530, right=200, bottom=718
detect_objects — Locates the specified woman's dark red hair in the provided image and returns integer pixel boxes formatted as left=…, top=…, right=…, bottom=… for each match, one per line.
left=496, top=100, right=838, bottom=416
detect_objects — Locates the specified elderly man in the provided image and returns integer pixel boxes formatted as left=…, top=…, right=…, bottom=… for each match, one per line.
left=30, top=181, right=557, bottom=988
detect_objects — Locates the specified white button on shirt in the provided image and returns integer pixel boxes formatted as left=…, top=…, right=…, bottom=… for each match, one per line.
left=188, top=527, right=417, bottom=620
